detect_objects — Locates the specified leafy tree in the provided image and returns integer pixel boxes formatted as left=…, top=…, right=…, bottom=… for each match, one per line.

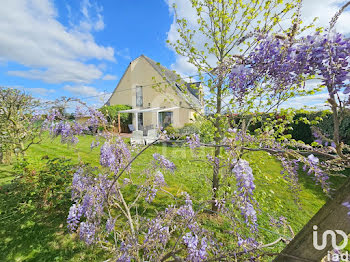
left=8, top=1, right=350, bottom=260
left=0, top=87, right=43, bottom=162
left=167, top=0, right=305, bottom=211
left=99, top=104, right=132, bottom=129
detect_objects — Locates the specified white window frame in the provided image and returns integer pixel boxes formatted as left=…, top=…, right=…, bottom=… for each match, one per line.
left=136, top=85, right=143, bottom=107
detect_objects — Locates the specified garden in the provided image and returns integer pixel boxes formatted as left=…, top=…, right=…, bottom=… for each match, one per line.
left=1, top=0, right=350, bottom=261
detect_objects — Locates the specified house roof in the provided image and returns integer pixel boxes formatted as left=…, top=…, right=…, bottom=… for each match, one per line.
left=140, top=55, right=202, bottom=109
left=106, top=55, right=202, bottom=109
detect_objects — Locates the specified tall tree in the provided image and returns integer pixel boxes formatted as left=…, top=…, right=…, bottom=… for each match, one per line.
left=167, top=0, right=302, bottom=211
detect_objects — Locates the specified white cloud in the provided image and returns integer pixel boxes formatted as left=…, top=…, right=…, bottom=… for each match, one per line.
left=166, top=0, right=216, bottom=75
left=170, top=56, right=197, bottom=77
left=279, top=92, right=347, bottom=110
left=102, top=74, right=117, bottom=81
left=23, top=87, right=55, bottom=96
left=300, top=0, right=350, bottom=34
left=63, top=85, right=103, bottom=97
left=78, top=0, right=105, bottom=32
left=115, top=48, right=132, bottom=61
left=4, top=85, right=55, bottom=96
left=0, top=0, right=115, bottom=84
left=94, top=14, right=105, bottom=31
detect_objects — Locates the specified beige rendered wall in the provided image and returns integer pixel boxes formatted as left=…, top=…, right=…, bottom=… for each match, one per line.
left=108, top=56, right=196, bottom=128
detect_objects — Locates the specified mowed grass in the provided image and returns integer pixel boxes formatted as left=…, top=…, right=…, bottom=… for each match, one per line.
left=0, top=134, right=347, bottom=261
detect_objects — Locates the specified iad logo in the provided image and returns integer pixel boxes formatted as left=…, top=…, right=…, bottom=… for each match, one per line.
left=312, top=225, right=348, bottom=250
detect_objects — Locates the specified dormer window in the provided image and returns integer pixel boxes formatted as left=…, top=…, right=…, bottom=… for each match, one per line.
left=136, top=85, right=143, bottom=107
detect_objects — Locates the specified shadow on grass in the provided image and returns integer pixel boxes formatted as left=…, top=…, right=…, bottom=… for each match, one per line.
left=0, top=165, right=16, bottom=186
left=298, top=167, right=349, bottom=201
left=0, top=182, right=104, bottom=262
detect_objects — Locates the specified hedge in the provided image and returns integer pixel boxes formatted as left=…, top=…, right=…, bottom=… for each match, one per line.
left=288, top=110, right=350, bottom=145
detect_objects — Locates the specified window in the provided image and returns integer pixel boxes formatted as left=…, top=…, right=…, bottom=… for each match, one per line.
left=138, top=112, right=143, bottom=130
left=136, top=86, right=143, bottom=107
left=158, top=112, right=173, bottom=128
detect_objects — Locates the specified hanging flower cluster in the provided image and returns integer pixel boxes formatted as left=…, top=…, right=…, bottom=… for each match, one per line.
left=229, top=32, right=350, bottom=103
left=278, top=156, right=301, bottom=202
left=100, top=138, right=131, bottom=174
left=68, top=168, right=115, bottom=245
left=44, top=107, right=108, bottom=145
left=152, top=153, right=176, bottom=172
left=186, top=133, right=201, bottom=154
left=303, top=154, right=330, bottom=193
left=232, top=159, right=258, bottom=230
left=145, top=171, right=167, bottom=203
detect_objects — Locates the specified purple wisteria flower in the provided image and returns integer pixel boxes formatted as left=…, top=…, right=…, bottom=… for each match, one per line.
left=152, top=153, right=175, bottom=172
left=279, top=156, right=301, bottom=199
left=183, top=232, right=208, bottom=262
left=67, top=203, right=83, bottom=231
left=106, top=216, right=116, bottom=234
left=303, top=155, right=329, bottom=193
left=237, top=235, right=258, bottom=251
left=269, top=215, right=288, bottom=228
left=342, top=202, right=350, bottom=216
left=68, top=170, right=116, bottom=245
left=144, top=217, right=170, bottom=246
left=100, top=138, right=131, bottom=174
left=117, top=241, right=133, bottom=262
left=145, top=171, right=167, bottom=203
left=176, top=192, right=199, bottom=232
left=233, top=159, right=255, bottom=195
left=186, top=133, right=201, bottom=153
left=307, top=154, right=319, bottom=164
left=206, top=154, right=220, bottom=168
left=90, top=140, right=100, bottom=150
left=232, top=159, right=258, bottom=230
left=79, top=222, right=96, bottom=245
left=230, top=32, right=350, bottom=106
left=86, top=108, right=108, bottom=132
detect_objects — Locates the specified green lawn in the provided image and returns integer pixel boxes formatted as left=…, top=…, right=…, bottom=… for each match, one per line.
left=0, top=134, right=347, bottom=261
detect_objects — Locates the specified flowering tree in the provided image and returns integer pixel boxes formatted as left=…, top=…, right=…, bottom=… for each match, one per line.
left=167, top=0, right=307, bottom=213
left=39, top=0, right=350, bottom=261
left=42, top=100, right=294, bottom=261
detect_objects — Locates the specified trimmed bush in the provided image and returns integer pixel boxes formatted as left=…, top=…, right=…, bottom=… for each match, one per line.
left=236, top=110, right=350, bottom=145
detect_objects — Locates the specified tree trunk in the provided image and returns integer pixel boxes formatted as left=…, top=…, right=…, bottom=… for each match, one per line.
left=211, top=77, right=223, bottom=212
left=273, top=177, right=350, bottom=261
left=211, top=146, right=221, bottom=212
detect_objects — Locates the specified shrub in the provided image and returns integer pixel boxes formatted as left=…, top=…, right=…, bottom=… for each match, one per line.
left=13, top=157, right=77, bottom=211
left=198, top=118, right=216, bottom=143
left=99, top=104, right=132, bottom=132
left=238, top=110, right=350, bottom=145
left=164, top=124, right=178, bottom=138
left=178, top=123, right=200, bottom=138
left=288, top=110, right=350, bottom=145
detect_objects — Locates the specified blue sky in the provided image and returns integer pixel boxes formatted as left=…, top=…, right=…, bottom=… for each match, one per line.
left=0, top=0, right=176, bottom=106
left=0, top=0, right=349, bottom=108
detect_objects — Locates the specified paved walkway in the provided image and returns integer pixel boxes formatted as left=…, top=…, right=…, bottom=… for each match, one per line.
left=119, top=133, right=132, bottom=138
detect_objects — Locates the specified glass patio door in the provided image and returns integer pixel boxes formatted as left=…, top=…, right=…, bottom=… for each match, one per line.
left=158, top=112, right=172, bottom=128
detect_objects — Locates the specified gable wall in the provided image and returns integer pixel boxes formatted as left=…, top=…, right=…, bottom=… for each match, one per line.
left=108, top=56, right=196, bottom=128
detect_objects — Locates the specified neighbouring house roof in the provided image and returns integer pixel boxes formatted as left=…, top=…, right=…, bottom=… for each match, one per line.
left=141, top=55, right=202, bottom=109
left=185, top=82, right=201, bottom=98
